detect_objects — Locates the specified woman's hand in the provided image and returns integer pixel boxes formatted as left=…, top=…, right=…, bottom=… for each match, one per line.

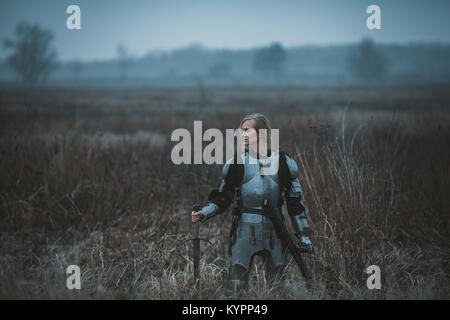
left=191, top=211, right=203, bottom=223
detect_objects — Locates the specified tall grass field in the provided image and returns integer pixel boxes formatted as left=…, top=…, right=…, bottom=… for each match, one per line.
left=0, top=85, right=448, bottom=299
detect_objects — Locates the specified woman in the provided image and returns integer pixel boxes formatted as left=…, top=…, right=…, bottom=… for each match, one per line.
left=192, top=113, right=312, bottom=290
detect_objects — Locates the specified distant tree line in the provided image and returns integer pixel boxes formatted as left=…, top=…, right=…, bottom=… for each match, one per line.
left=2, top=22, right=395, bottom=86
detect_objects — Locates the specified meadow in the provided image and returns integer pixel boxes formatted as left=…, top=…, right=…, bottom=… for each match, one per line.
left=0, top=85, right=448, bottom=299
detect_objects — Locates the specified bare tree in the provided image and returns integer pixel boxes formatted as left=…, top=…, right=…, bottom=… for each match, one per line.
left=349, top=38, right=388, bottom=83
left=253, top=42, right=286, bottom=75
left=3, top=22, right=58, bottom=87
left=116, top=44, right=132, bottom=82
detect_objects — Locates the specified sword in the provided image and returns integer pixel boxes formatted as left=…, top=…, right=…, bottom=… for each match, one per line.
left=179, top=205, right=211, bottom=299
left=262, top=199, right=313, bottom=285
left=192, top=204, right=201, bottom=296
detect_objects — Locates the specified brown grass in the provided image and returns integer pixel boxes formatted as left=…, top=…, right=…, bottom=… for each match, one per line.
left=0, top=85, right=449, bottom=299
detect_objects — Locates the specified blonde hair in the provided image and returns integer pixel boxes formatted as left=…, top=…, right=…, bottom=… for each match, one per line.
left=239, top=113, right=272, bottom=150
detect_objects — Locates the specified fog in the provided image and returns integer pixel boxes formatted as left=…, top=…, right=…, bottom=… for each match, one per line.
left=1, top=0, right=450, bottom=86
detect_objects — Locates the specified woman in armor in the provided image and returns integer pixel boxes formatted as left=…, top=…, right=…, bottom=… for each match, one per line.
left=191, top=113, right=312, bottom=290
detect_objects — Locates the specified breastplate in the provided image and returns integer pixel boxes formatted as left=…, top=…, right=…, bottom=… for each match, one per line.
left=239, top=152, right=280, bottom=209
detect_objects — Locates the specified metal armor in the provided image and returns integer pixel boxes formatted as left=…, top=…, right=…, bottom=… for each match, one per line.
left=200, top=151, right=312, bottom=289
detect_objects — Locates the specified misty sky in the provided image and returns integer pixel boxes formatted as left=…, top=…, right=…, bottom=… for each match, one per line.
left=1, top=0, right=450, bottom=62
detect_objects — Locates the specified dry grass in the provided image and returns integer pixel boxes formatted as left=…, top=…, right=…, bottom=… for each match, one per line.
left=0, top=85, right=449, bottom=299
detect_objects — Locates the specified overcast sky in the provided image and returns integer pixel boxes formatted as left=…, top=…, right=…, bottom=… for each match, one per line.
left=1, top=0, right=450, bottom=61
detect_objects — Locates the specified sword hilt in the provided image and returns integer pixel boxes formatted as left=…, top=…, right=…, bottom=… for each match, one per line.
left=192, top=204, right=200, bottom=238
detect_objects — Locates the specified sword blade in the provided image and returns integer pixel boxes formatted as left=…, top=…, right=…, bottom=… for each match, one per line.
left=193, top=222, right=200, bottom=282
left=191, top=204, right=202, bottom=298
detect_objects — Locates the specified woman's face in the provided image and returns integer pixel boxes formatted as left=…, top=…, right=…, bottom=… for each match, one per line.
left=241, top=120, right=258, bottom=146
